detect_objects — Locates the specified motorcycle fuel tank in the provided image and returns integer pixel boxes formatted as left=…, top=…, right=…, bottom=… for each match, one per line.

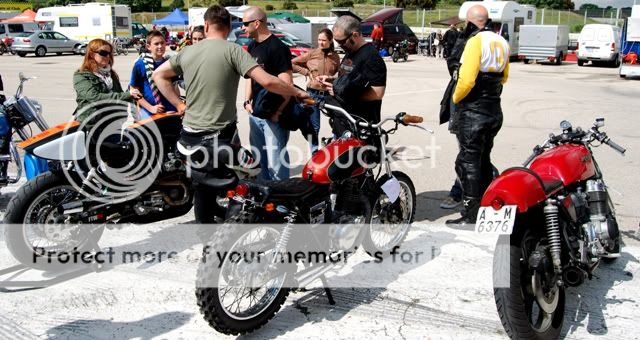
left=530, top=144, right=596, bottom=186
left=302, top=137, right=371, bottom=184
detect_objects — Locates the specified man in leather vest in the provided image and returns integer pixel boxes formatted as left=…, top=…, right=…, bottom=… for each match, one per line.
left=446, top=5, right=510, bottom=226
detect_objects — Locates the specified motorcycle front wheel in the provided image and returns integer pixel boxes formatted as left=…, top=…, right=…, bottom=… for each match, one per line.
left=196, top=212, right=291, bottom=335
left=362, top=171, right=416, bottom=256
left=493, top=221, right=565, bottom=339
left=3, top=172, right=104, bottom=270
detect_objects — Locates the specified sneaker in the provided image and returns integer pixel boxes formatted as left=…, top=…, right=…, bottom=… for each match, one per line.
left=440, top=196, right=461, bottom=209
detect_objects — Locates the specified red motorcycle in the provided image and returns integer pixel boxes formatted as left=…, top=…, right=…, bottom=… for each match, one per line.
left=195, top=102, right=428, bottom=335
left=480, top=118, right=626, bottom=339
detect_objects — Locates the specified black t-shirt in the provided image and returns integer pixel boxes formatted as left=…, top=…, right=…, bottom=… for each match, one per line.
left=334, top=43, right=386, bottom=124
left=247, top=34, right=292, bottom=99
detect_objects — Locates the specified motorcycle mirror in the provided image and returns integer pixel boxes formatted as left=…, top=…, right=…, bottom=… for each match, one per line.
left=595, top=118, right=605, bottom=128
left=560, top=120, right=572, bottom=131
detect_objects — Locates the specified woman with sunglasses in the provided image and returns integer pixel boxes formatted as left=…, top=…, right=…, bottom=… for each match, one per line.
left=73, top=39, right=141, bottom=128
left=292, top=28, right=340, bottom=153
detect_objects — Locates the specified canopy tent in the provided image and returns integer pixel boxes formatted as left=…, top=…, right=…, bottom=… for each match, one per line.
left=2, top=9, right=36, bottom=23
left=267, top=11, right=310, bottom=23
left=430, top=15, right=464, bottom=27
left=153, top=8, right=188, bottom=26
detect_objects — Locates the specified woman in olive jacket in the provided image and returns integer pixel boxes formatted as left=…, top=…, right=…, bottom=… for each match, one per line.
left=73, top=39, right=141, bottom=127
left=292, top=28, right=340, bottom=152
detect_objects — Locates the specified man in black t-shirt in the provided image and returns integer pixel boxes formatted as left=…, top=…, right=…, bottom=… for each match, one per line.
left=242, top=6, right=293, bottom=181
left=318, top=15, right=387, bottom=137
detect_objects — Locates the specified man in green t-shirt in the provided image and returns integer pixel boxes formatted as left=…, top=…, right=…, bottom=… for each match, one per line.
left=154, top=5, right=309, bottom=223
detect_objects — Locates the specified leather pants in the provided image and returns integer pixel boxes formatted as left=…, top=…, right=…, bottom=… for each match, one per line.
left=454, top=104, right=503, bottom=199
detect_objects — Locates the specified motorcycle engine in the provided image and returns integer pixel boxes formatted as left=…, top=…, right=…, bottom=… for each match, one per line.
left=329, top=215, right=366, bottom=251
left=580, top=179, right=619, bottom=258
left=327, top=177, right=369, bottom=251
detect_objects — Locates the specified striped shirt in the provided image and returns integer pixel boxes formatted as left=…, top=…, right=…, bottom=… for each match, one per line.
left=453, top=31, right=510, bottom=104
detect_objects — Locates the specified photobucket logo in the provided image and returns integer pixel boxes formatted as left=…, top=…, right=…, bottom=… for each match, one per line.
left=61, top=100, right=163, bottom=203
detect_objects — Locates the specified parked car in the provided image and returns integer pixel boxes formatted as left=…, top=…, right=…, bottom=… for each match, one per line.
left=132, top=22, right=149, bottom=39
left=11, top=30, right=83, bottom=57
left=577, top=24, right=621, bottom=67
left=235, top=33, right=311, bottom=58
left=360, top=8, right=418, bottom=54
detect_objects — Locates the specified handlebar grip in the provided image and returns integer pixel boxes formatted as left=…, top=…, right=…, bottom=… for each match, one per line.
left=301, top=98, right=316, bottom=107
left=402, top=115, right=423, bottom=124
left=605, top=138, right=626, bottom=155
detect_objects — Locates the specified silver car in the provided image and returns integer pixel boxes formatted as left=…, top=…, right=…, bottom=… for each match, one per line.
left=11, top=30, right=83, bottom=57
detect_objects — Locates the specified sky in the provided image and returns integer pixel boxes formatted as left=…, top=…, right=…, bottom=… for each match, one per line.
left=572, top=0, right=638, bottom=8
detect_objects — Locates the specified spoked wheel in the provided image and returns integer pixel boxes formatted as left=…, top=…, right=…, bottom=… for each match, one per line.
left=494, top=226, right=565, bottom=339
left=3, top=172, right=104, bottom=270
left=196, top=214, right=291, bottom=335
left=362, top=171, right=416, bottom=256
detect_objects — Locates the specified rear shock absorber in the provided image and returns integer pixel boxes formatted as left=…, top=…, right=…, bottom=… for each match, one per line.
left=272, top=209, right=296, bottom=264
left=544, top=199, right=562, bottom=274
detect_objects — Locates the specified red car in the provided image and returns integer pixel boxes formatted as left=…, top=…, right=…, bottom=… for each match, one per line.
left=235, top=33, right=311, bottom=58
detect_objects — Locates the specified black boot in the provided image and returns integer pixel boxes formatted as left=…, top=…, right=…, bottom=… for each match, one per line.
left=445, top=196, right=480, bottom=228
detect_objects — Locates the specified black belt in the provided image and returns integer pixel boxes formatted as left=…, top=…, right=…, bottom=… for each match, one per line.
left=308, top=88, right=328, bottom=96
left=180, top=122, right=237, bottom=141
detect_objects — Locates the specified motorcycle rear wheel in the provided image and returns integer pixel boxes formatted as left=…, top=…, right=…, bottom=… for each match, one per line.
left=3, top=172, right=104, bottom=271
left=196, top=213, right=291, bottom=335
left=362, top=171, right=416, bottom=256
left=493, top=223, right=565, bottom=340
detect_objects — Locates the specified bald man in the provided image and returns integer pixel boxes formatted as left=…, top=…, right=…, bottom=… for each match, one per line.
left=445, top=5, right=510, bottom=226
left=242, top=6, right=294, bottom=181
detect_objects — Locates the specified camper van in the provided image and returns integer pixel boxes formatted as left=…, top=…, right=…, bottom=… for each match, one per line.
left=459, top=1, right=536, bottom=57
left=35, top=3, right=132, bottom=43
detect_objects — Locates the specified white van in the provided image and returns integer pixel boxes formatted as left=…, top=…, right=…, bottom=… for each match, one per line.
left=0, top=22, right=40, bottom=38
left=577, top=24, right=621, bottom=67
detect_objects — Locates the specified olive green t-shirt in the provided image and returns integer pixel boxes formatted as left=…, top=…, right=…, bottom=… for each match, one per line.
left=169, top=39, right=257, bottom=130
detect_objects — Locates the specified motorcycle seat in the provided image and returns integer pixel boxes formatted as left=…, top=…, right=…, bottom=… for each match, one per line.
left=513, top=167, right=564, bottom=195
left=263, top=178, right=322, bottom=200
left=190, top=168, right=238, bottom=190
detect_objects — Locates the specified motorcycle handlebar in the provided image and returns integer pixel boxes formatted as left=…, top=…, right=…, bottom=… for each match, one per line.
left=402, top=115, right=423, bottom=125
left=604, top=137, right=626, bottom=155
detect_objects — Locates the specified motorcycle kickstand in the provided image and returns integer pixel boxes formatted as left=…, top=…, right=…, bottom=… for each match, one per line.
left=319, top=274, right=336, bottom=305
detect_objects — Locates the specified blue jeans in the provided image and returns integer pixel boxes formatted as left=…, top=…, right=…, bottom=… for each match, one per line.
left=249, top=115, right=290, bottom=181
left=305, top=89, right=324, bottom=153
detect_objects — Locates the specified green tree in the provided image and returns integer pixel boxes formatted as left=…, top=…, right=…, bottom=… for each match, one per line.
left=334, top=0, right=354, bottom=7
left=170, top=0, right=185, bottom=10
left=519, top=0, right=574, bottom=10
left=395, top=0, right=436, bottom=9
left=282, top=0, right=297, bottom=10
left=579, top=3, right=600, bottom=10
left=218, top=0, right=244, bottom=6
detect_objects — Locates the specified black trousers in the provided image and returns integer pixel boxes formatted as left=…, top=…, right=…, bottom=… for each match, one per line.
left=454, top=108, right=503, bottom=199
left=179, top=125, right=237, bottom=224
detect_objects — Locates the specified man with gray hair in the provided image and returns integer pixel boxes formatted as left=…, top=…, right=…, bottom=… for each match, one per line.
left=318, top=15, right=387, bottom=136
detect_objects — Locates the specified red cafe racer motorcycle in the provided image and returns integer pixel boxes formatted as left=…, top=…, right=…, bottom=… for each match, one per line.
left=196, top=102, right=428, bottom=335
left=476, top=118, right=626, bottom=339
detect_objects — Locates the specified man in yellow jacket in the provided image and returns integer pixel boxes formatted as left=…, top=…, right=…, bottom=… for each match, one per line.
left=446, top=4, right=510, bottom=226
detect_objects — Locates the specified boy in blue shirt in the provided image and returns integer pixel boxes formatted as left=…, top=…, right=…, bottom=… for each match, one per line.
left=129, top=30, right=177, bottom=119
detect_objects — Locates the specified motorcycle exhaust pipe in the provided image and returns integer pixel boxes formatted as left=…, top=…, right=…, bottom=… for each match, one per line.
left=563, top=266, right=586, bottom=287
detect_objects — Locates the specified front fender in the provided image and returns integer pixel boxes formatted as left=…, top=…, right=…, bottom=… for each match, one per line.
left=480, top=167, right=547, bottom=213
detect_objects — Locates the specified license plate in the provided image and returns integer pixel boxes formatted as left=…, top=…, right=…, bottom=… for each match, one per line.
left=475, top=205, right=517, bottom=234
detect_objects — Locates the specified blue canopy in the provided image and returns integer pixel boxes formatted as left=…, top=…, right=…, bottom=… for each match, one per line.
left=153, top=9, right=188, bottom=26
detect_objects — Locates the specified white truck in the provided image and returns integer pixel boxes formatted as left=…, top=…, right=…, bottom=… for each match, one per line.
left=620, top=5, right=640, bottom=78
left=35, top=3, right=132, bottom=43
left=459, top=1, right=536, bottom=57
left=518, top=25, right=569, bottom=65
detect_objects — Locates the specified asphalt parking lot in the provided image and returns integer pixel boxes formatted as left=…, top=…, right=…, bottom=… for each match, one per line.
left=0, top=52, right=639, bottom=339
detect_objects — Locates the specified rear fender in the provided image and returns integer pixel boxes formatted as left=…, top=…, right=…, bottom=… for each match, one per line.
left=481, top=167, right=547, bottom=213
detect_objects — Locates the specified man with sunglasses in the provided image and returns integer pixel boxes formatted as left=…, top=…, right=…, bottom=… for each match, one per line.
left=318, top=15, right=387, bottom=137
left=153, top=5, right=308, bottom=224
left=242, top=6, right=294, bottom=181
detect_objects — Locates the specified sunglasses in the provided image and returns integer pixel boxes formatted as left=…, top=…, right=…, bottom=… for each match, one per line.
left=334, top=32, right=353, bottom=45
left=96, top=50, right=112, bottom=57
left=242, top=19, right=262, bottom=27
